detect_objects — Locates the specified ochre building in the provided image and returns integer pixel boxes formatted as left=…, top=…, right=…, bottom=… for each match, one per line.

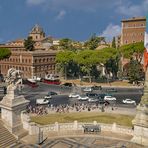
left=121, top=17, right=146, bottom=45
left=0, top=24, right=59, bottom=78
left=0, top=51, right=57, bottom=79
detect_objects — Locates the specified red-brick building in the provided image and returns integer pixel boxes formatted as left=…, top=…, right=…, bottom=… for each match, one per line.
left=0, top=25, right=58, bottom=79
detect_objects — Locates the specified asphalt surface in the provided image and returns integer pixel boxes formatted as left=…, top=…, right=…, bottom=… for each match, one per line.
left=0, top=82, right=143, bottom=108
left=15, top=82, right=143, bottom=108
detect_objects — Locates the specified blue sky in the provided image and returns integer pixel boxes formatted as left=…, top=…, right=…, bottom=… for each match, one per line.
left=0, top=0, right=147, bottom=43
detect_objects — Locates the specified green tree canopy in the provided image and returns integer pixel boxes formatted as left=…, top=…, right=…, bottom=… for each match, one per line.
left=59, top=38, right=74, bottom=51
left=74, top=50, right=98, bottom=82
left=120, top=42, right=144, bottom=60
left=56, top=50, right=75, bottom=64
left=84, top=34, right=105, bottom=50
left=0, top=48, right=11, bottom=59
left=96, top=47, right=118, bottom=64
left=56, top=50, right=75, bottom=79
left=24, top=36, right=35, bottom=51
left=127, top=59, right=144, bottom=84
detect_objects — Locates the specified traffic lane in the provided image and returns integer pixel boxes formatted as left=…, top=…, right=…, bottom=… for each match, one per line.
left=22, top=84, right=142, bottom=107
left=113, top=93, right=142, bottom=104
left=25, top=92, right=139, bottom=109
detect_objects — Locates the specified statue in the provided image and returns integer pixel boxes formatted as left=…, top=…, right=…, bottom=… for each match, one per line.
left=5, top=68, right=23, bottom=94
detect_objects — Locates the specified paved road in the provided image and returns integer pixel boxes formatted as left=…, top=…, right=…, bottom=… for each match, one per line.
left=17, top=82, right=143, bottom=108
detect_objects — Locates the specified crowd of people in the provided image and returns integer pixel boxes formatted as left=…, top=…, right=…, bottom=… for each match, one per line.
left=26, top=105, right=48, bottom=115
left=26, top=102, right=115, bottom=115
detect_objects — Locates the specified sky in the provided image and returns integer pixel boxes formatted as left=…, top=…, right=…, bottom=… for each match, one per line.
left=0, top=0, right=147, bottom=43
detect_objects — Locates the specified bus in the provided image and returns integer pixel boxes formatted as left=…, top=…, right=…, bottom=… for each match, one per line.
left=23, top=79, right=39, bottom=88
left=43, top=75, right=61, bottom=85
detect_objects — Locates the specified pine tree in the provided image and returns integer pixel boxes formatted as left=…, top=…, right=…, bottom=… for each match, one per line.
left=112, top=37, right=116, bottom=48
left=24, top=36, right=35, bottom=51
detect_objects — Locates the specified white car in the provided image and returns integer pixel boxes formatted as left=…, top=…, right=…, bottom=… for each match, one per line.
left=83, top=87, right=92, bottom=92
left=122, top=99, right=136, bottom=104
left=36, top=98, right=50, bottom=105
left=77, top=95, right=89, bottom=101
left=104, top=96, right=116, bottom=101
left=44, top=95, right=52, bottom=99
left=69, top=93, right=80, bottom=98
left=88, top=98, right=98, bottom=102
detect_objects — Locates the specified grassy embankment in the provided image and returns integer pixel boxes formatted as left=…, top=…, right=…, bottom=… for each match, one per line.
left=31, top=112, right=134, bottom=127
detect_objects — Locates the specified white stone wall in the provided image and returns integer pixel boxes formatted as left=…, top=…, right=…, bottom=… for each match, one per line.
left=21, top=113, right=133, bottom=136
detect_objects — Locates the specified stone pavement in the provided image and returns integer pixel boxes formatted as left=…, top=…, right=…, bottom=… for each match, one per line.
left=11, top=134, right=145, bottom=148
left=15, top=131, right=146, bottom=148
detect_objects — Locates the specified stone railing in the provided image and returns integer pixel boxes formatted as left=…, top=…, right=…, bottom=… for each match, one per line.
left=21, top=112, right=133, bottom=136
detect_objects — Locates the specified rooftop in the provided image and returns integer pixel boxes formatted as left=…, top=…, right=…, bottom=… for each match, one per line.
left=122, top=17, right=146, bottom=22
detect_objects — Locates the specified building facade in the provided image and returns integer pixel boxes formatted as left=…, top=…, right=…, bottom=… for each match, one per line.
left=0, top=24, right=60, bottom=79
left=0, top=51, right=57, bottom=79
left=121, top=17, right=146, bottom=45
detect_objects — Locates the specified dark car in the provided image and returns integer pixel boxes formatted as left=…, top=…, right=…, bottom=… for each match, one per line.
left=91, top=85, right=102, bottom=90
left=61, top=83, right=73, bottom=87
left=106, top=88, right=117, bottom=93
left=45, top=91, right=58, bottom=99
left=86, top=93, right=99, bottom=98
left=48, top=91, right=58, bottom=96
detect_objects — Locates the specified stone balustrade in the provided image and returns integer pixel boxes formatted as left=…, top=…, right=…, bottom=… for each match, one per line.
left=21, top=112, right=133, bottom=136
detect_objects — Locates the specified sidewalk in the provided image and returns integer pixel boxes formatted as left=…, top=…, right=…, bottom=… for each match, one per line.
left=61, top=79, right=143, bottom=88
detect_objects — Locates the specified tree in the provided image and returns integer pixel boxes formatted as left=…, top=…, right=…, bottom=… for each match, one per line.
left=120, top=42, right=144, bottom=62
left=128, top=59, right=144, bottom=84
left=84, top=34, right=105, bottom=50
left=74, top=50, right=98, bottom=82
left=24, top=36, right=35, bottom=51
left=0, top=48, right=11, bottom=59
left=95, top=47, right=118, bottom=79
left=112, top=37, right=116, bottom=48
left=56, top=51, right=75, bottom=79
left=59, top=38, right=74, bottom=51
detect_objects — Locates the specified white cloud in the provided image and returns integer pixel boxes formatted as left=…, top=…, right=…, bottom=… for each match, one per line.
left=100, top=24, right=121, bottom=41
left=116, top=0, right=148, bottom=17
left=55, top=10, right=66, bottom=20
left=26, top=0, right=46, bottom=5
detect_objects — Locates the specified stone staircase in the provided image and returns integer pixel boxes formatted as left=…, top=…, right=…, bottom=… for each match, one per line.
left=0, top=120, right=17, bottom=148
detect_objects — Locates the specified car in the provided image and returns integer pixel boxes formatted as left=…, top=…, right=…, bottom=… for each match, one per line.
left=91, top=85, right=102, bottom=90
left=86, top=93, right=98, bottom=98
left=106, top=88, right=117, bottom=93
left=98, top=98, right=110, bottom=105
left=104, top=95, right=116, bottom=101
left=88, top=97, right=99, bottom=103
left=44, top=91, right=58, bottom=99
left=69, top=93, right=80, bottom=98
left=122, top=99, right=136, bottom=104
left=77, top=95, right=89, bottom=101
left=36, top=98, right=50, bottom=105
left=61, top=83, right=73, bottom=87
left=83, top=87, right=92, bottom=92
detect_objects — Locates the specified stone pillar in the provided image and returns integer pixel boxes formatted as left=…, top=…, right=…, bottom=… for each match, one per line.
left=131, top=69, right=148, bottom=146
left=93, top=121, right=97, bottom=125
left=112, top=122, right=117, bottom=132
left=0, top=84, right=30, bottom=138
left=73, top=120, right=78, bottom=130
left=55, top=122, right=59, bottom=132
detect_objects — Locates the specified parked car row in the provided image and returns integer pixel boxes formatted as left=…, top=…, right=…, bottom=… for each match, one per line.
left=69, top=92, right=136, bottom=105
